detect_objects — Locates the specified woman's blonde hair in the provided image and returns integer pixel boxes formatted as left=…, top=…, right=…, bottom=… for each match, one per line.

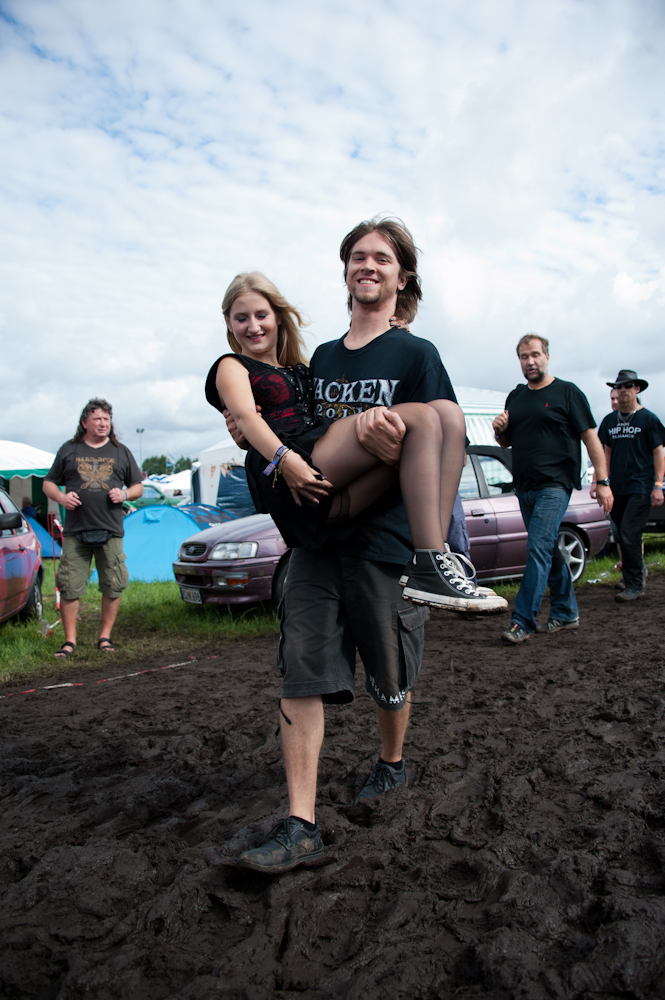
left=222, top=271, right=308, bottom=367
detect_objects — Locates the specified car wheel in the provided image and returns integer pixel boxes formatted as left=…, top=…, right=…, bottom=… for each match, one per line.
left=18, top=578, right=43, bottom=622
left=557, top=527, right=586, bottom=582
left=272, top=556, right=291, bottom=607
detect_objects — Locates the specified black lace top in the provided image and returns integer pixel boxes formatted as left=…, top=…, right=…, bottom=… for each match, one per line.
left=205, top=354, right=315, bottom=438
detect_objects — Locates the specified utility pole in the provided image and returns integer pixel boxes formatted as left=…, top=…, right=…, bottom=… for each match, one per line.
left=136, top=428, right=145, bottom=468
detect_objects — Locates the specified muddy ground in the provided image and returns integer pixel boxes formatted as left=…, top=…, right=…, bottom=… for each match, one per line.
left=1, top=579, right=665, bottom=1000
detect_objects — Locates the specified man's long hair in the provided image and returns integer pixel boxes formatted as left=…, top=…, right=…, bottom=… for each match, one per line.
left=339, top=216, right=422, bottom=324
left=71, top=398, right=120, bottom=445
left=222, top=271, right=309, bottom=367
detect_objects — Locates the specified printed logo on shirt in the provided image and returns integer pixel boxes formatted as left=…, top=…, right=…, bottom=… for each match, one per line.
left=314, top=377, right=400, bottom=420
left=76, top=456, right=115, bottom=490
left=607, top=425, right=642, bottom=440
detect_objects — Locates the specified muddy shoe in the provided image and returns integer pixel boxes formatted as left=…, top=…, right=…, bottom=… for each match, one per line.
left=615, top=588, right=644, bottom=602
left=402, top=549, right=507, bottom=612
left=354, top=760, right=408, bottom=805
left=236, top=817, right=323, bottom=873
left=536, top=618, right=580, bottom=634
left=501, top=622, right=530, bottom=644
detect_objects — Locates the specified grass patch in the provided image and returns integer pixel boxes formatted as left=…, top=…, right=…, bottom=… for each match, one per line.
left=0, top=561, right=278, bottom=686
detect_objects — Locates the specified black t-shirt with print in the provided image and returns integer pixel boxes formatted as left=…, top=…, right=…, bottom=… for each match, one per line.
left=310, top=328, right=457, bottom=565
left=45, top=440, right=142, bottom=536
left=505, top=379, right=596, bottom=493
left=598, top=407, right=665, bottom=496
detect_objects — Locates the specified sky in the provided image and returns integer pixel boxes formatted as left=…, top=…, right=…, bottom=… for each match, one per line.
left=1, top=0, right=664, bottom=464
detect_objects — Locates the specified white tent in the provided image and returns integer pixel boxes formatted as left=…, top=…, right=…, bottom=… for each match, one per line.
left=0, top=440, right=59, bottom=516
left=194, top=437, right=247, bottom=506
left=0, top=440, right=55, bottom=479
left=145, top=468, right=193, bottom=497
left=455, top=387, right=508, bottom=446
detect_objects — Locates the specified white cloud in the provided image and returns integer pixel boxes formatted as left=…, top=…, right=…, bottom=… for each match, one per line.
left=1, top=0, right=664, bottom=465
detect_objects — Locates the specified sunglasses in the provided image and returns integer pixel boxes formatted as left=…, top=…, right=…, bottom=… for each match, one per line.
left=617, top=382, right=637, bottom=389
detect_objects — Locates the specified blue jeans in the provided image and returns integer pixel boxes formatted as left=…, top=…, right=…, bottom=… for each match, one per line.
left=513, top=488, right=578, bottom=632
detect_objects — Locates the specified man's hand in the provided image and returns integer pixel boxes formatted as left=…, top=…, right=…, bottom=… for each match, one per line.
left=355, top=407, right=406, bottom=468
left=595, top=484, right=613, bottom=514
left=108, top=488, right=127, bottom=504
left=492, top=410, right=509, bottom=436
left=223, top=405, right=261, bottom=450
left=61, top=491, right=82, bottom=510
left=652, top=487, right=664, bottom=508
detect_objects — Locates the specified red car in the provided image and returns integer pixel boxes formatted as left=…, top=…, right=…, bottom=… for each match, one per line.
left=0, top=487, right=43, bottom=624
left=173, top=446, right=611, bottom=607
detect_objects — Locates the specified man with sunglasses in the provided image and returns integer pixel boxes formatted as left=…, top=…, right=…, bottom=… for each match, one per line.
left=598, top=370, right=665, bottom=601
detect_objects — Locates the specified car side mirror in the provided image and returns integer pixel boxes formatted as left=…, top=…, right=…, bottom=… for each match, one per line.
left=0, top=511, right=23, bottom=530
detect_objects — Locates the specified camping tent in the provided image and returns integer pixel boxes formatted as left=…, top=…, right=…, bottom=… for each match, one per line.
left=145, top=469, right=192, bottom=498
left=120, top=503, right=235, bottom=582
left=24, top=515, right=62, bottom=558
left=0, top=440, right=58, bottom=518
left=193, top=438, right=254, bottom=517
left=455, top=387, right=508, bottom=445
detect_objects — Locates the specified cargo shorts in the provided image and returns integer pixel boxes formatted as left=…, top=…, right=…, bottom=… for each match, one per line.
left=277, top=547, right=429, bottom=711
left=56, top=535, right=129, bottom=600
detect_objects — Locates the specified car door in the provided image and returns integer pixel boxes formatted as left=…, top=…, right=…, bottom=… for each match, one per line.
left=459, top=460, right=497, bottom=573
left=0, top=493, right=31, bottom=618
left=476, top=454, right=529, bottom=577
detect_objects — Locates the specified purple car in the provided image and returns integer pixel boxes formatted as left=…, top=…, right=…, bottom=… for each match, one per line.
left=173, top=446, right=611, bottom=607
left=0, top=487, right=44, bottom=624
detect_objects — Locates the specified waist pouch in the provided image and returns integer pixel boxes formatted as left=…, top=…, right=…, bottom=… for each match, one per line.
left=76, top=529, right=114, bottom=546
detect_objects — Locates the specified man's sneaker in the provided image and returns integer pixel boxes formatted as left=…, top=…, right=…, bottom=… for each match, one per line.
left=536, top=617, right=580, bottom=634
left=401, top=548, right=508, bottom=612
left=501, top=622, right=530, bottom=644
left=354, top=760, right=408, bottom=805
left=615, top=588, right=644, bottom=603
left=236, top=817, right=323, bottom=873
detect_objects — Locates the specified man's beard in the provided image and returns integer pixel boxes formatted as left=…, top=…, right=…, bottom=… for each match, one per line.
left=525, top=368, right=546, bottom=383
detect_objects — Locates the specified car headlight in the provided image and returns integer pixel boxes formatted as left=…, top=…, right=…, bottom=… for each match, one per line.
left=209, top=541, right=258, bottom=560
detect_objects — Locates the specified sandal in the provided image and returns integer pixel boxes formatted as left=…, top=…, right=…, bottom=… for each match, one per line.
left=97, top=637, right=116, bottom=652
left=54, top=641, right=76, bottom=658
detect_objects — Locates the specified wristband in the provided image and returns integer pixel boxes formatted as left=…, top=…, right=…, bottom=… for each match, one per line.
left=263, top=445, right=288, bottom=477
left=654, top=486, right=664, bottom=491
left=124, top=489, right=128, bottom=501
left=655, top=482, right=663, bottom=487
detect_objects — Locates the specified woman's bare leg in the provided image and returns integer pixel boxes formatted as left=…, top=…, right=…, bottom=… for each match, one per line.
left=311, top=403, right=463, bottom=549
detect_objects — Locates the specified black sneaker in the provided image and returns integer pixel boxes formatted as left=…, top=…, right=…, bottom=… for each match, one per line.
left=535, top=617, right=580, bottom=634
left=236, top=817, right=323, bottom=873
left=354, top=760, right=408, bottom=805
left=501, top=622, right=530, bottom=644
left=402, top=548, right=508, bottom=612
left=615, top=588, right=644, bottom=602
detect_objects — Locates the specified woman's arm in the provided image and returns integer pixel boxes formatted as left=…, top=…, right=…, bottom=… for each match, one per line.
left=216, top=358, right=331, bottom=505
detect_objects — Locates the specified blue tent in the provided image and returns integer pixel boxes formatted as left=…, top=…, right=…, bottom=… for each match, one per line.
left=113, top=504, right=235, bottom=583
left=25, top=515, right=62, bottom=558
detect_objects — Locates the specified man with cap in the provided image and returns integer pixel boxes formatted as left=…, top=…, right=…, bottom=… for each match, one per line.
left=598, top=370, right=665, bottom=601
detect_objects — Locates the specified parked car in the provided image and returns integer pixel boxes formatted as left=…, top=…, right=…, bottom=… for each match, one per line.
left=123, top=481, right=183, bottom=511
left=172, top=446, right=611, bottom=607
left=0, top=487, right=44, bottom=624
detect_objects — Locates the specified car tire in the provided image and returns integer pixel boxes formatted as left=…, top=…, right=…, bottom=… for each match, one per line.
left=557, top=526, right=586, bottom=583
left=272, top=556, right=291, bottom=607
left=18, top=578, right=43, bottom=622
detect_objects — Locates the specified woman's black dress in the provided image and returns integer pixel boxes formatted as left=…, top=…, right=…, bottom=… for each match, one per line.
left=205, top=354, right=342, bottom=549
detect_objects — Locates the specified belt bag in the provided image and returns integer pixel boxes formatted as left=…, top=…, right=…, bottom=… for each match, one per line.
left=76, top=529, right=114, bottom=546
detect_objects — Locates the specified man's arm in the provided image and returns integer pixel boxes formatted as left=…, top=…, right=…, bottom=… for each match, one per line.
left=652, top=444, right=664, bottom=508
left=492, top=410, right=510, bottom=449
left=580, top=428, right=613, bottom=513
left=43, top=479, right=81, bottom=511
left=355, top=407, right=405, bottom=467
left=109, top=482, right=143, bottom=504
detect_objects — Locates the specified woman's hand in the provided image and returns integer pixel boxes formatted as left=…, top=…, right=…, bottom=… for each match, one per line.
left=279, top=451, right=333, bottom=506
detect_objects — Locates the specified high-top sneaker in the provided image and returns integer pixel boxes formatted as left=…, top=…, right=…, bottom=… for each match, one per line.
left=401, top=548, right=508, bottom=612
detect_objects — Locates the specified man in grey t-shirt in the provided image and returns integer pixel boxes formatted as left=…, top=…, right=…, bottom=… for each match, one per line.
left=43, top=398, right=143, bottom=657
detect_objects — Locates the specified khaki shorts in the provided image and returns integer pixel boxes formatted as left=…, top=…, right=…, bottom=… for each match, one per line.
left=56, top=535, right=129, bottom=600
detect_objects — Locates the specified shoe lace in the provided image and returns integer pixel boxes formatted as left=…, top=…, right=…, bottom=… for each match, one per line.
left=265, top=817, right=300, bottom=848
left=435, top=550, right=478, bottom=595
left=369, top=762, right=400, bottom=792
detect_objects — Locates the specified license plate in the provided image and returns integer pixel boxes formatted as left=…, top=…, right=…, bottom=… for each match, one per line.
left=181, top=587, right=202, bottom=604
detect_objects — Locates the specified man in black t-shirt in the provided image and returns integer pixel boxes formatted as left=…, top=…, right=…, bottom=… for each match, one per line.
left=228, top=218, right=478, bottom=874
left=493, top=335, right=613, bottom=643
left=43, top=398, right=143, bottom=657
left=598, top=369, right=665, bottom=600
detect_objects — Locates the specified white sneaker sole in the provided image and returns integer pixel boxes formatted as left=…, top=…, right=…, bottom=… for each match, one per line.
left=400, top=575, right=498, bottom=598
left=402, top=588, right=508, bottom=612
